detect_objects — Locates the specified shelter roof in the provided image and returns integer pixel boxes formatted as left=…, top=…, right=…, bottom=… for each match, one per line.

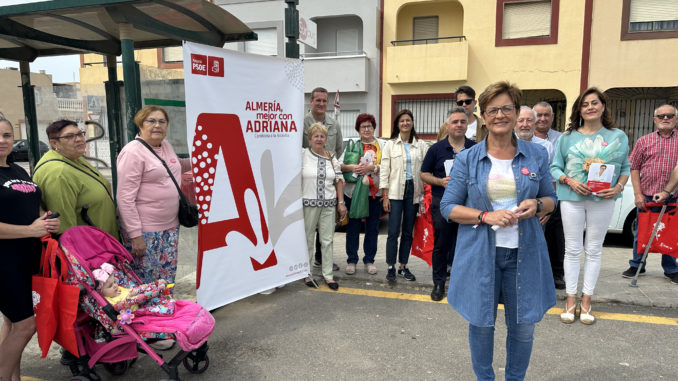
left=0, top=0, right=256, bottom=61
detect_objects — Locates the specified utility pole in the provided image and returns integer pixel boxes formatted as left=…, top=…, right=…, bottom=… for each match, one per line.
left=284, top=0, right=299, bottom=59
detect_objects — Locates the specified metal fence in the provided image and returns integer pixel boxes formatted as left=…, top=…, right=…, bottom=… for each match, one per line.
left=395, top=98, right=457, bottom=136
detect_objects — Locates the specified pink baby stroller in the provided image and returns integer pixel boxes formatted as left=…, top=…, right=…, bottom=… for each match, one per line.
left=53, top=226, right=214, bottom=381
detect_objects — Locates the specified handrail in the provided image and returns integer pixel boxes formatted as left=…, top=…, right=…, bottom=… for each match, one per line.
left=301, top=50, right=366, bottom=58
left=390, top=36, right=466, bottom=46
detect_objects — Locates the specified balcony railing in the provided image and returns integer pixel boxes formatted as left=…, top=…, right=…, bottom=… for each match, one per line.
left=390, top=36, right=466, bottom=46
left=301, top=50, right=366, bottom=59
left=57, top=98, right=83, bottom=112
left=386, top=36, right=468, bottom=83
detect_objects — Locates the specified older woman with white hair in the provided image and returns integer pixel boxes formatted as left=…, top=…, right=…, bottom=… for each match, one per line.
left=302, top=122, right=347, bottom=290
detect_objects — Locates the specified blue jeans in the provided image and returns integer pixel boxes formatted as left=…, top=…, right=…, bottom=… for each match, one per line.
left=468, top=248, right=535, bottom=381
left=345, top=194, right=383, bottom=264
left=630, top=195, right=678, bottom=274
left=386, top=180, right=418, bottom=266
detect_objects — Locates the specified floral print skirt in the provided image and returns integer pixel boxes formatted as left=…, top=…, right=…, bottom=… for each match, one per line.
left=122, top=226, right=179, bottom=285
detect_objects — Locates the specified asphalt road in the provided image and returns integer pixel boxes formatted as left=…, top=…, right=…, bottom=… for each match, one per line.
left=19, top=276, right=678, bottom=381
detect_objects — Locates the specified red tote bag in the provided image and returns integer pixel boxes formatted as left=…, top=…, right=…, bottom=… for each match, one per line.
left=411, top=185, right=433, bottom=266
left=52, top=245, right=81, bottom=356
left=32, top=236, right=60, bottom=358
left=637, top=202, right=678, bottom=258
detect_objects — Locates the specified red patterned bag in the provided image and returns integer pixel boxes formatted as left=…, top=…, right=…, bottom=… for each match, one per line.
left=637, top=202, right=678, bottom=257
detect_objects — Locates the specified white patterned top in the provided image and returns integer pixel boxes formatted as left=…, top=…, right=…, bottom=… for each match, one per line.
left=301, top=148, right=342, bottom=207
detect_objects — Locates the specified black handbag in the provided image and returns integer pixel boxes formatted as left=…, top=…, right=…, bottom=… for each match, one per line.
left=135, top=138, right=199, bottom=228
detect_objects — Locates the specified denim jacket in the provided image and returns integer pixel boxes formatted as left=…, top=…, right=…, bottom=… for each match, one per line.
left=440, top=139, right=557, bottom=327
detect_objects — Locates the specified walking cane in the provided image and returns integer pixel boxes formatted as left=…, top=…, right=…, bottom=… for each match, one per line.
left=629, top=202, right=669, bottom=287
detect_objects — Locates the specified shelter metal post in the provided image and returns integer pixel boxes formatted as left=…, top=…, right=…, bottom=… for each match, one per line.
left=19, top=61, right=39, bottom=173
left=120, top=23, right=141, bottom=143
left=284, top=0, right=299, bottom=59
left=104, top=55, right=123, bottom=195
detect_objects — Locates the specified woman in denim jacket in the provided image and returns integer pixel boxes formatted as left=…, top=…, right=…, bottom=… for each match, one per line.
left=441, top=82, right=557, bottom=381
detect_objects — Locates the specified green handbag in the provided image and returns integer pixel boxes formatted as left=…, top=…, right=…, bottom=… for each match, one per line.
left=342, top=139, right=362, bottom=183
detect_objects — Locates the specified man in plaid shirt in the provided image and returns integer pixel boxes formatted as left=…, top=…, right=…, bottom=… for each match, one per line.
left=622, top=104, right=678, bottom=284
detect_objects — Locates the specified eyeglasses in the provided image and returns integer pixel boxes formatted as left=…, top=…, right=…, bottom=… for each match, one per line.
left=485, top=105, right=516, bottom=117
left=536, top=113, right=552, bottom=118
left=359, top=125, right=374, bottom=130
left=54, top=130, right=86, bottom=141
left=144, top=119, right=167, bottom=125
left=456, top=99, right=474, bottom=106
left=517, top=118, right=535, bottom=123
left=656, top=114, right=676, bottom=120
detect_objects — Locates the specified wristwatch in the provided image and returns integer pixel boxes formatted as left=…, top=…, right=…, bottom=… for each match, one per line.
left=536, top=198, right=543, bottom=213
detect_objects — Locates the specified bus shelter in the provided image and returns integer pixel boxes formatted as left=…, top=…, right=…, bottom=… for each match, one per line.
left=0, top=0, right=256, bottom=186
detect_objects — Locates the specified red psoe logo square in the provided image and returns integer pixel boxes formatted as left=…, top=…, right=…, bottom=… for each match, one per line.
left=191, top=54, right=207, bottom=75
left=208, top=56, right=224, bottom=77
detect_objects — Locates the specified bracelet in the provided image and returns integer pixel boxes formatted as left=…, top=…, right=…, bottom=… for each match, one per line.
left=477, top=211, right=484, bottom=224
left=616, top=183, right=625, bottom=191
left=663, top=189, right=671, bottom=195
left=481, top=211, right=489, bottom=224
left=338, top=200, right=345, bottom=205
left=563, top=177, right=570, bottom=186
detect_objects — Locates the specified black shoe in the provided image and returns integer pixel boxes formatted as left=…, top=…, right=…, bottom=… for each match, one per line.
left=386, top=266, right=396, bottom=282
left=664, top=272, right=678, bottom=284
left=431, top=284, right=445, bottom=301
left=398, top=266, right=416, bottom=281
left=554, top=275, right=566, bottom=290
left=326, top=280, right=339, bottom=290
left=60, top=348, right=78, bottom=366
left=622, top=266, right=645, bottom=278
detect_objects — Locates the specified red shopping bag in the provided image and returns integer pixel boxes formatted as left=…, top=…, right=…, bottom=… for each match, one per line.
left=411, top=185, right=433, bottom=266
left=637, top=202, right=678, bottom=257
left=52, top=246, right=80, bottom=356
left=32, top=235, right=60, bottom=358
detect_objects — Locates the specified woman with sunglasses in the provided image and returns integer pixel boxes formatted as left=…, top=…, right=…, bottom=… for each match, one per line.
left=33, top=120, right=118, bottom=238
left=550, top=88, right=630, bottom=325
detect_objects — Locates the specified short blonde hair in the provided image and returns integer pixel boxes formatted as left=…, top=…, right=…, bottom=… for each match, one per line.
left=307, top=122, right=328, bottom=140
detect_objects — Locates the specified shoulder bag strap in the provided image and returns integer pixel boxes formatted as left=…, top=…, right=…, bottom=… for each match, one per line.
left=34, top=158, right=112, bottom=200
left=134, top=138, right=185, bottom=200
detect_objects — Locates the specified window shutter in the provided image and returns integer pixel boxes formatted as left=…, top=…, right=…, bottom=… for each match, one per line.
left=413, top=16, right=438, bottom=44
left=630, top=0, right=678, bottom=22
left=245, top=28, right=278, bottom=56
left=502, top=1, right=552, bottom=39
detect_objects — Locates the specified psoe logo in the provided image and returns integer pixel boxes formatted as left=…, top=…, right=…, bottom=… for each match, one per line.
left=192, top=54, right=225, bottom=77
left=208, top=56, right=224, bottom=77
left=191, top=54, right=207, bottom=75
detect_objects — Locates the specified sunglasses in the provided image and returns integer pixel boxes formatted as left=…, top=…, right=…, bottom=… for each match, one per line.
left=656, top=114, right=676, bottom=120
left=456, top=99, right=474, bottom=106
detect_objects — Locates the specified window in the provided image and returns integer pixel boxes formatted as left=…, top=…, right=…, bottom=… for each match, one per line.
left=245, top=28, right=278, bottom=56
left=496, top=0, right=559, bottom=46
left=622, top=0, right=678, bottom=40
left=162, top=47, right=183, bottom=63
left=336, top=28, right=359, bottom=55
left=413, top=16, right=439, bottom=45
left=393, top=94, right=456, bottom=137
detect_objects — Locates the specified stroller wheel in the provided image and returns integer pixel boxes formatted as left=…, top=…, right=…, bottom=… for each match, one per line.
left=183, top=353, right=209, bottom=374
left=103, top=360, right=129, bottom=376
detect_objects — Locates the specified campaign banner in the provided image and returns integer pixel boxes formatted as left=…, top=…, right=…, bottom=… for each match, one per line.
left=183, top=41, right=308, bottom=310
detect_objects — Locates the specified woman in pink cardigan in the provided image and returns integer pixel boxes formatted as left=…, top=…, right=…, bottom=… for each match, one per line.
left=117, top=106, right=191, bottom=285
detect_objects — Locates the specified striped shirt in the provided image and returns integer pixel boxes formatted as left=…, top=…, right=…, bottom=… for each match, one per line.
left=629, top=129, right=678, bottom=196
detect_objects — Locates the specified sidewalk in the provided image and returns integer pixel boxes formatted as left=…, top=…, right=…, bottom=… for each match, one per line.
left=174, top=229, right=677, bottom=308
left=319, top=231, right=678, bottom=308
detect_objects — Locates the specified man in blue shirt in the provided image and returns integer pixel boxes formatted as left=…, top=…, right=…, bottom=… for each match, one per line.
left=421, top=107, right=476, bottom=301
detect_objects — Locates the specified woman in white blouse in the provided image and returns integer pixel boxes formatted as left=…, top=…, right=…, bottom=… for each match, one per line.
left=302, top=123, right=347, bottom=290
